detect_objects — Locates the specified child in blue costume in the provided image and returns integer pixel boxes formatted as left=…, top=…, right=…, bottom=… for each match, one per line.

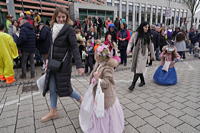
left=153, top=44, right=180, bottom=85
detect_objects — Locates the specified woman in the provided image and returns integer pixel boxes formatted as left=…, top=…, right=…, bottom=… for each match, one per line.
left=127, top=22, right=155, bottom=91
left=159, top=28, right=167, bottom=51
left=41, top=7, right=84, bottom=122
left=174, top=31, right=186, bottom=59
left=117, top=23, right=130, bottom=66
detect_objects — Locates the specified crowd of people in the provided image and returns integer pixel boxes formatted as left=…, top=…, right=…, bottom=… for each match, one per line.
left=0, top=7, right=200, bottom=132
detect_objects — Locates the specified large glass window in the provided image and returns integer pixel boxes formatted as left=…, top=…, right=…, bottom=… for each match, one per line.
left=163, top=9, right=166, bottom=24
left=115, top=3, right=120, bottom=17
left=128, top=5, right=133, bottom=22
left=135, top=5, right=139, bottom=23
left=122, top=3, right=126, bottom=19
left=158, top=8, right=161, bottom=24
left=141, top=7, right=145, bottom=23
left=152, top=8, right=156, bottom=24
left=147, top=7, right=151, bottom=22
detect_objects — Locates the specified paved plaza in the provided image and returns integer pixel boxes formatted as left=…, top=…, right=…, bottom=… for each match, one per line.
left=0, top=56, right=200, bottom=133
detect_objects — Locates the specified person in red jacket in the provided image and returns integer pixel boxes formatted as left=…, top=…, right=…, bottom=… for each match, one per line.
left=117, top=23, right=130, bottom=66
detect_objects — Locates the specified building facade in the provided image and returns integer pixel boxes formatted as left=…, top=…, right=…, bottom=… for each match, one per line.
left=194, top=11, right=200, bottom=30
left=106, top=0, right=190, bottom=30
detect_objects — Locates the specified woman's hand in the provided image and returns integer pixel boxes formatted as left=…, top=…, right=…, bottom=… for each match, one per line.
left=93, top=72, right=100, bottom=80
left=77, top=68, right=85, bottom=75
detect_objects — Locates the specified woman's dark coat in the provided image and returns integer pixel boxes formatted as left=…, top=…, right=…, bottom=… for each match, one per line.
left=43, top=24, right=83, bottom=97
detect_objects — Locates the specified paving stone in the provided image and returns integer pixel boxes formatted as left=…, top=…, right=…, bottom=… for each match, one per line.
left=0, top=117, right=16, bottom=128
left=157, top=124, right=181, bottom=133
left=64, top=103, right=79, bottom=112
left=172, top=96, right=188, bottom=103
left=16, top=125, right=35, bottom=133
left=124, top=125, right=139, bottom=133
left=56, top=125, right=76, bottom=133
left=35, top=119, right=53, bottom=129
left=34, top=104, right=49, bottom=112
left=140, top=102, right=156, bottom=111
left=36, top=125, right=56, bottom=133
left=17, top=117, right=34, bottom=128
left=34, top=110, right=49, bottom=120
left=126, top=116, right=146, bottom=128
left=138, top=124, right=159, bottom=133
left=131, top=97, right=146, bottom=104
left=146, top=97, right=160, bottom=104
left=124, top=108, right=135, bottom=119
left=150, top=108, right=168, bottom=118
left=3, top=104, right=18, bottom=112
left=182, top=107, right=200, bottom=117
left=134, top=108, right=152, bottom=118
left=180, top=115, right=200, bottom=127
left=18, top=110, right=33, bottom=119
left=166, top=108, right=185, bottom=117
left=0, top=109, right=17, bottom=119
left=125, top=102, right=141, bottom=111
left=159, top=97, right=174, bottom=103
left=19, top=104, right=33, bottom=112
left=144, top=116, right=165, bottom=128
left=120, top=98, right=132, bottom=105
left=176, top=123, right=200, bottom=133
left=162, top=115, right=183, bottom=127
left=0, top=125, right=15, bottom=133
left=185, top=96, right=200, bottom=103
left=155, top=102, right=171, bottom=110
left=169, top=101, right=186, bottom=110
left=67, top=110, right=79, bottom=119
left=183, top=101, right=200, bottom=109
left=53, top=117, right=71, bottom=128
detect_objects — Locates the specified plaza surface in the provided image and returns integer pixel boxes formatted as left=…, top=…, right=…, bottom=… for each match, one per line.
left=0, top=56, right=200, bottom=133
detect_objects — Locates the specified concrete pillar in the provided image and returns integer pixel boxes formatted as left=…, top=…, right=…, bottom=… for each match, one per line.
left=155, top=6, right=158, bottom=24
left=160, top=6, right=163, bottom=25
left=112, top=0, right=115, bottom=6
left=126, top=1, right=129, bottom=25
left=119, top=0, right=122, bottom=18
left=150, top=5, right=153, bottom=25
left=132, top=3, right=136, bottom=30
left=173, top=10, right=177, bottom=29
left=145, top=3, right=148, bottom=21
left=139, top=3, right=141, bottom=25
left=6, top=0, right=16, bottom=19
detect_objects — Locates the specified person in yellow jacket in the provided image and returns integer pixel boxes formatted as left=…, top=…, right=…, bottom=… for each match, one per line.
left=0, top=24, right=18, bottom=84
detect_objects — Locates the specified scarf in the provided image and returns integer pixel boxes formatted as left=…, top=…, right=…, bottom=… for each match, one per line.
left=52, top=23, right=64, bottom=43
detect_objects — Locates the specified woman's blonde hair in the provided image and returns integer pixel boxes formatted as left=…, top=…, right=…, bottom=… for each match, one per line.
left=50, top=7, right=73, bottom=26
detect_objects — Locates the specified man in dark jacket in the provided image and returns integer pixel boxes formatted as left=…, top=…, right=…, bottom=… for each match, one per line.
left=151, top=25, right=161, bottom=61
left=37, top=23, right=51, bottom=68
left=18, top=19, right=36, bottom=78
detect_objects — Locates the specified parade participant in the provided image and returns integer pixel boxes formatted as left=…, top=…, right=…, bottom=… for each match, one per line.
left=117, top=23, right=131, bottom=66
left=79, top=44, right=124, bottom=133
left=0, top=24, right=18, bottom=84
left=127, top=22, right=155, bottom=91
left=18, top=19, right=36, bottom=79
left=41, top=7, right=84, bottom=122
left=105, top=23, right=117, bottom=43
left=153, top=42, right=180, bottom=85
left=6, top=15, right=13, bottom=32
left=85, top=40, right=94, bottom=74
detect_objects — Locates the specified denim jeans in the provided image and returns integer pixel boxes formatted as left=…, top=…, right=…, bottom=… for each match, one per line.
left=49, top=74, right=81, bottom=109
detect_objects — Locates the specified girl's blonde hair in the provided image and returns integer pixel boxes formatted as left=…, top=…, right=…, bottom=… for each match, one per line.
left=50, top=7, right=73, bottom=26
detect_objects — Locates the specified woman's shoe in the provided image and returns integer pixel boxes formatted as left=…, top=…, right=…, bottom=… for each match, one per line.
left=128, top=84, right=135, bottom=91
left=138, top=82, right=145, bottom=87
left=41, top=110, right=58, bottom=123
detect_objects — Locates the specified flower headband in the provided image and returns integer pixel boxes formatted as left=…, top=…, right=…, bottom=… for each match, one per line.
left=96, top=44, right=111, bottom=58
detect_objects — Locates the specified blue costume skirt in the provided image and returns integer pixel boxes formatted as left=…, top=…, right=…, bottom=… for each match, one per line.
left=153, top=66, right=177, bottom=85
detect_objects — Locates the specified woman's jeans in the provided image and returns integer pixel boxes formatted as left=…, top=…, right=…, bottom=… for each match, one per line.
left=49, top=74, right=81, bottom=109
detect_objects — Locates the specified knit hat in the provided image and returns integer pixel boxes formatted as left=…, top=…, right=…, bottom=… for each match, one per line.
left=96, top=44, right=111, bottom=60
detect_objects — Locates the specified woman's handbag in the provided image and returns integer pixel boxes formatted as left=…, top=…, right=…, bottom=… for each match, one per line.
left=48, top=45, right=68, bottom=72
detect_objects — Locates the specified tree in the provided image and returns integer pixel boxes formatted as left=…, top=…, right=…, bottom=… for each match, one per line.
left=183, top=0, right=200, bottom=29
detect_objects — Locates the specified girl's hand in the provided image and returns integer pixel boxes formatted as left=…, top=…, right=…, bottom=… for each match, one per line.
left=93, top=72, right=100, bottom=79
